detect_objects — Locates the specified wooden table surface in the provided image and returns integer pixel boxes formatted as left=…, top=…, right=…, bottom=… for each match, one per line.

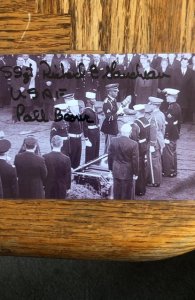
left=0, top=0, right=195, bottom=261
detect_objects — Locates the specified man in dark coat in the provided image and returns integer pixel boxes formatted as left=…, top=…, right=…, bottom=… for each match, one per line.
left=10, top=56, right=31, bottom=123
left=162, top=88, right=182, bottom=177
left=134, top=104, right=150, bottom=196
left=38, top=54, right=56, bottom=120
left=134, top=55, right=158, bottom=104
left=14, top=136, right=47, bottom=199
left=156, top=58, right=172, bottom=112
left=0, top=55, right=9, bottom=107
left=108, top=123, right=139, bottom=200
left=83, top=91, right=100, bottom=163
left=43, top=135, right=71, bottom=199
left=171, top=57, right=193, bottom=122
left=0, top=139, right=18, bottom=199
left=101, top=83, right=124, bottom=153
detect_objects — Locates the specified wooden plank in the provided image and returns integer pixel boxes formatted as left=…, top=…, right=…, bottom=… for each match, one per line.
left=0, top=200, right=195, bottom=261
left=0, top=1, right=194, bottom=262
left=67, top=0, right=195, bottom=52
left=35, top=0, right=70, bottom=14
left=0, top=0, right=36, bottom=13
left=0, top=13, right=71, bottom=53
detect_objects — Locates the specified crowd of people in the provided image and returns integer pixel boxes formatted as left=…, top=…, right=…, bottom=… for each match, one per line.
left=0, top=53, right=194, bottom=199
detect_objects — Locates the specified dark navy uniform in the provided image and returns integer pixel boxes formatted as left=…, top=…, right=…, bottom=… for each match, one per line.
left=134, top=117, right=150, bottom=195
left=50, top=120, right=70, bottom=157
left=83, top=107, right=100, bottom=163
left=162, top=102, right=182, bottom=177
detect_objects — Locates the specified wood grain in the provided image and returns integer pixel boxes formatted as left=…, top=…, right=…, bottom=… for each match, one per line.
left=0, top=0, right=195, bottom=261
left=0, top=12, right=71, bottom=53
left=0, top=0, right=35, bottom=13
left=0, top=200, right=195, bottom=261
left=64, top=0, right=195, bottom=52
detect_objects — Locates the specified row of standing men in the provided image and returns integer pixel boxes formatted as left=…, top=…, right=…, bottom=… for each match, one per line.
left=1, top=53, right=195, bottom=123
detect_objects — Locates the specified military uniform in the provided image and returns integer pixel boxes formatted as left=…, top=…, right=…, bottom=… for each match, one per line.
left=162, top=102, right=182, bottom=177
left=50, top=120, right=70, bottom=157
left=101, top=95, right=119, bottom=153
left=83, top=106, right=100, bottom=163
left=68, top=119, right=82, bottom=169
left=146, top=101, right=165, bottom=186
left=134, top=110, right=150, bottom=196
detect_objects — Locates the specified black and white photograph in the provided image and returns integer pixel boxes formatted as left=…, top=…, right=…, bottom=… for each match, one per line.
left=0, top=53, right=195, bottom=200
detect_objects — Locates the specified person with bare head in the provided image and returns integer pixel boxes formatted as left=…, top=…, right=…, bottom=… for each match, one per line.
left=10, top=55, right=31, bottom=123
left=171, top=57, right=193, bottom=122
left=43, top=135, right=71, bottom=199
left=134, top=55, right=158, bottom=104
left=108, top=123, right=139, bottom=200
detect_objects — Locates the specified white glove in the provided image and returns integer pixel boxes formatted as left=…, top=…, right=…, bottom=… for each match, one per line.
left=133, top=175, right=138, bottom=180
left=117, top=106, right=124, bottom=115
left=20, top=87, right=25, bottom=92
left=46, top=81, right=52, bottom=86
left=85, top=139, right=92, bottom=147
left=149, top=145, right=155, bottom=153
left=164, top=139, right=170, bottom=144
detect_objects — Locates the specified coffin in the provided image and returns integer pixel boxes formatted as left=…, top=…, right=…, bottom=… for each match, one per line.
left=73, top=154, right=113, bottom=198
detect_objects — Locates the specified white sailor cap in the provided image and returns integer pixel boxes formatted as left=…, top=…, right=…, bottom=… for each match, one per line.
left=62, top=93, right=75, bottom=101
left=86, top=92, right=96, bottom=99
left=54, top=103, right=68, bottom=111
left=163, top=88, right=180, bottom=95
left=148, top=97, right=163, bottom=104
left=133, top=104, right=145, bottom=111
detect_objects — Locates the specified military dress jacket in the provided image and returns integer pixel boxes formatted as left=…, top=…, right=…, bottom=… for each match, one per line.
left=164, top=102, right=182, bottom=141
left=101, top=96, right=118, bottom=135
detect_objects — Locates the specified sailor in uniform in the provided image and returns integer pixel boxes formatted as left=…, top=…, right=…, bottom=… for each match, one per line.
left=83, top=91, right=100, bottom=163
left=145, top=97, right=165, bottom=187
left=162, top=88, right=182, bottom=177
left=66, top=96, right=83, bottom=169
left=101, top=83, right=124, bottom=153
left=51, top=103, right=70, bottom=157
left=133, top=104, right=150, bottom=196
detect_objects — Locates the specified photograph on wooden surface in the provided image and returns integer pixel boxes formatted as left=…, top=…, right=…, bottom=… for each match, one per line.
left=0, top=53, right=194, bottom=200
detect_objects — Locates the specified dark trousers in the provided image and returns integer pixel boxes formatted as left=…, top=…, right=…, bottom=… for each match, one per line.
left=135, top=155, right=146, bottom=195
left=70, top=137, right=82, bottom=169
left=85, top=129, right=100, bottom=163
left=113, top=178, right=133, bottom=200
left=162, top=141, right=177, bottom=176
